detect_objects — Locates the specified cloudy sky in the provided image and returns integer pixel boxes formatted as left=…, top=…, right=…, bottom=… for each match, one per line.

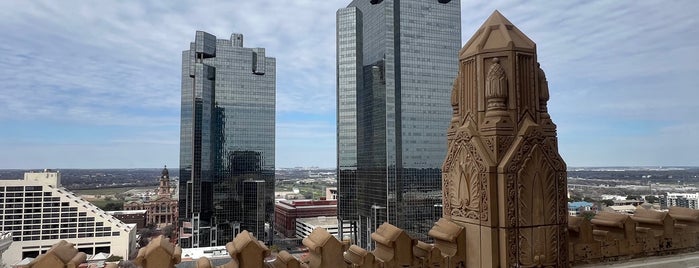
left=0, top=1, right=697, bottom=169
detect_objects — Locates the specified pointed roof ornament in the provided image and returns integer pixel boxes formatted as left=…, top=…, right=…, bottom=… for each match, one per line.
left=460, top=10, right=536, bottom=58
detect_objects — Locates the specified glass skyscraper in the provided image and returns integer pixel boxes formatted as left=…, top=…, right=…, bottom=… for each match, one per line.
left=336, top=0, right=461, bottom=247
left=179, top=31, right=275, bottom=247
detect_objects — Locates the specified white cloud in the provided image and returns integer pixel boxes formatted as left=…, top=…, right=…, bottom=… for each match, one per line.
left=0, top=0, right=698, bottom=167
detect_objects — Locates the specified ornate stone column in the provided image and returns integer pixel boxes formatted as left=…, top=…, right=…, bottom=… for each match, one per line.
left=442, top=10, right=568, bottom=267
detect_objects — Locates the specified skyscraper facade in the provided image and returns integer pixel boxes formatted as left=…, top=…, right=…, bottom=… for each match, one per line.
left=179, top=31, right=275, bottom=247
left=336, top=0, right=461, bottom=247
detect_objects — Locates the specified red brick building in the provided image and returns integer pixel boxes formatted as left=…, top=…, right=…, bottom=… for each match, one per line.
left=274, top=199, right=337, bottom=238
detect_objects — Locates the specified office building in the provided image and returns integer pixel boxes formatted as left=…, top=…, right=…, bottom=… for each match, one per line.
left=179, top=31, right=275, bottom=247
left=336, top=0, right=461, bottom=247
left=0, top=170, right=136, bottom=265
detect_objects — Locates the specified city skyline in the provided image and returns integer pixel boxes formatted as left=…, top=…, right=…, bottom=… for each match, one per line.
left=1, top=1, right=698, bottom=169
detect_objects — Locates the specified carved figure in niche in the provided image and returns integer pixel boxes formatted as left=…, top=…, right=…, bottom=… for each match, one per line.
left=451, top=77, right=461, bottom=117
left=537, top=63, right=550, bottom=117
left=485, top=58, right=507, bottom=111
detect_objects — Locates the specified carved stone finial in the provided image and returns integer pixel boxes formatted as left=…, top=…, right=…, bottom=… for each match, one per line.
left=443, top=10, right=567, bottom=267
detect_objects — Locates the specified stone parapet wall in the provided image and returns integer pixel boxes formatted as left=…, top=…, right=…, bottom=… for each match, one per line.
left=569, top=207, right=699, bottom=265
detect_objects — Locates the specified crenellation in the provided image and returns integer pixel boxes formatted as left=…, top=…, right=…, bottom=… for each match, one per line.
left=428, top=217, right=467, bottom=267
left=344, top=245, right=377, bottom=268
left=23, top=240, right=87, bottom=268
left=270, top=251, right=309, bottom=268
left=371, top=222, right=417, bottom=267
left=413, top=241, right=445, bottom=268
left=134, top=235, right=182, bottom=268
left=303, top=227, right=347, bottom=268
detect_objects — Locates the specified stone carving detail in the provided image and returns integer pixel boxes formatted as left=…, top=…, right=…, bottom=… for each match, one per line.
left=519, top=226, right=558, bottom=267
left=497, top=136, right=514, bottom=157
left=517, top=145, right=557, bottom=226
left=451, top=153, right=480, bottom=219
left=485, top=58, right=508, bottom=112
left=442, top=133, right=488, bottom=222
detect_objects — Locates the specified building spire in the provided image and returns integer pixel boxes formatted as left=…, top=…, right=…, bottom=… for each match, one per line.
left=158, top=165, right=171, bottom=197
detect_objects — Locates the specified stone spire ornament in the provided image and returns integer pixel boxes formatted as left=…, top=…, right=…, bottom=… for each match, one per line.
left=442, top=10, right=568, bottom=267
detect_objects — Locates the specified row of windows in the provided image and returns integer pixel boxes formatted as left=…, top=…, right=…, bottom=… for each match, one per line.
left=1, top=186, right=42, bottom=192
left=12, top=232, right=121, bottom=242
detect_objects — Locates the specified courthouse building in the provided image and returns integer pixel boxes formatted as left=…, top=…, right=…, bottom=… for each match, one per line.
left=124, top=166, right=178, bottom=228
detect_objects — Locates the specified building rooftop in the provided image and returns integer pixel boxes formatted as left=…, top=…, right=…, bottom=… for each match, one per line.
left=297, top=216, right=339, bottom=229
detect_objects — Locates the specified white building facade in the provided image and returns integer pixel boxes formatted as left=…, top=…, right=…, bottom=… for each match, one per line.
left=296, top=216, right=353, bottom=240
left=0, top=170, right=136, bottom=265
left=666, top=192, right=699, bottom=209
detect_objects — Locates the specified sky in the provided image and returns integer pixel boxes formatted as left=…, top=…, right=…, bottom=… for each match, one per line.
left=0, top=1, right=697, bottom=169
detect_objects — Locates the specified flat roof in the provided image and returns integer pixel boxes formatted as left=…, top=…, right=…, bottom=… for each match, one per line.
left=106, top=210, right=147, bottom=215
left=296, top=216, right=339, bottom=228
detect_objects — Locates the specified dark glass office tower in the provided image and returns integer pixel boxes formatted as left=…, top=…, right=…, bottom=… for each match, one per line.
left=336, top=0, right=461, bottom=247
left=180, top=31, right=275, bottom=247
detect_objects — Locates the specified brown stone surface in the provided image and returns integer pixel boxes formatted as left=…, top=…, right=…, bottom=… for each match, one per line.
left=443, top=10, right=567, bottom=267
left=303, top=227, right=347, bottom=268
left=134, top=235, right=182, bottom=268
left=24, top=240, right=87, bottom=268
left=371, top=222, right=417, bottom=267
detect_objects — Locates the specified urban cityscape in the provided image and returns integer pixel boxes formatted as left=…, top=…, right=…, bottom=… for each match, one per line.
left=1, top=1, right=698, bottom=267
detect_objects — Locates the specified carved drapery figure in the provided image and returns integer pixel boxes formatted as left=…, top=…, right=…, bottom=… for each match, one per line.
left=485, top=58, right=508, bottom=111
left=537, top=63, right=550, bottom=118
left=451, top=76, right=461, bottom=117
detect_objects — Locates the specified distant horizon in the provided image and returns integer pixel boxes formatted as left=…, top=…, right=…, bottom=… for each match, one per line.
left=2, top=165, right=699, bottom=171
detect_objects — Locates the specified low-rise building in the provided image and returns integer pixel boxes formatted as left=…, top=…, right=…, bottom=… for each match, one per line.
left=107, top=210, right=148, bottom=229
left=0, top=170, right=136, bottom=265
left=295, top=216, right=352, bottom=239
left=0, top=231, right=11, bottom=263
left=568, top=201, right=594, bottom=216
left=274, top=199, right=337, bottom=238
left=608, top=205, right=637, bottom=214
left=663, top=192, right=699, bottom=209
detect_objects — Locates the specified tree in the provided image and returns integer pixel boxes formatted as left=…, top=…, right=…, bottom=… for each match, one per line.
left=626, top=195, right=642, bottom=201
left=582, top=197, right=596, bottom=203
left=136, top=227, right=161, bottom=249
left=645, top=195, right=659, bottom=204
left=580, top=211, right=596, bottom=221
left=103, top=202, right=123, bottom=211
left=568, top=195, right=582, bottom=202
left=601, top=199, right=614, bottom=207
left=106, top=255, right=123, bottom=262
